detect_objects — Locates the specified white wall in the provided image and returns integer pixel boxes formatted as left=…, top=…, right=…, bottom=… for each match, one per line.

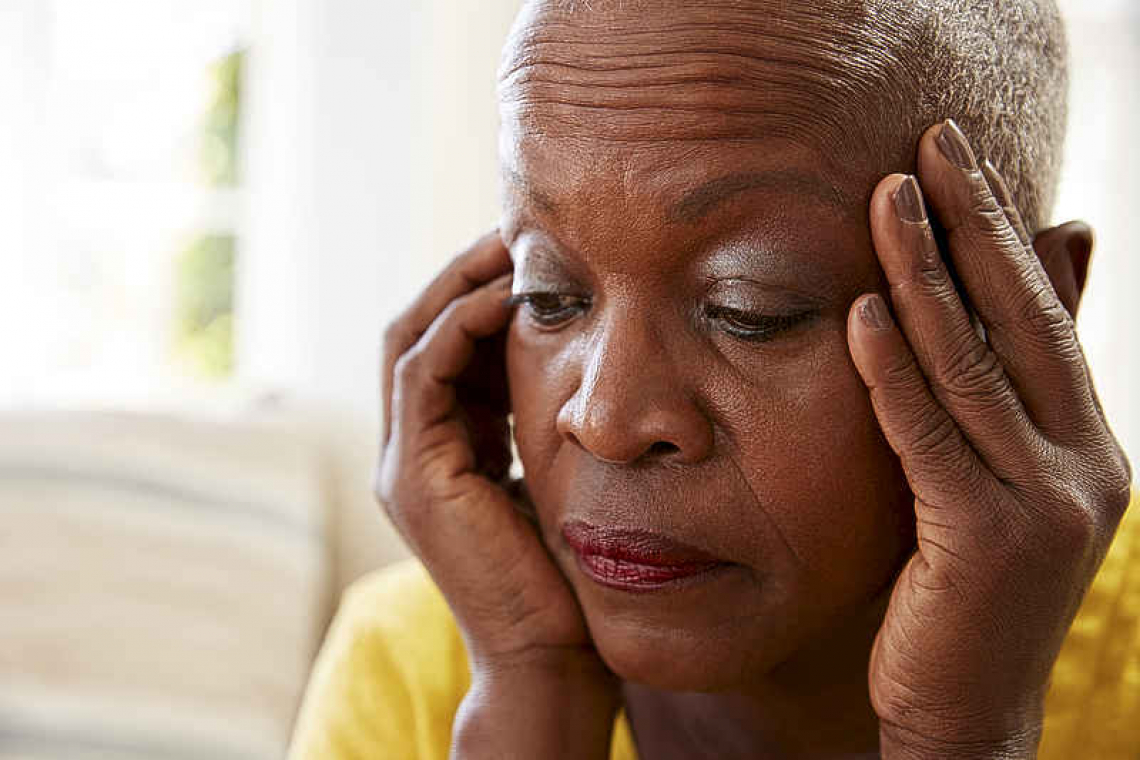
left=0, top=1, right=50, bottom=398
left=237, top=0, right=521, bottom=433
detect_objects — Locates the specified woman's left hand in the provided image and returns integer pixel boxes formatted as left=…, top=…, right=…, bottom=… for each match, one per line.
left=848, top=119, right=1132, bottom=759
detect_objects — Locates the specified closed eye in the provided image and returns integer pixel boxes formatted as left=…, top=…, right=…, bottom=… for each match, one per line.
left=705, top=305, right=815, bottom=342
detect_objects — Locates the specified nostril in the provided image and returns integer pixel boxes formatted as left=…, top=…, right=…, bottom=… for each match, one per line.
left=647, top=441, right=680, bottom=457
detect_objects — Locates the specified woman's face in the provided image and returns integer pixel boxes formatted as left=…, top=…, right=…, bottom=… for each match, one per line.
left=501, top=3, right=916, bottom=692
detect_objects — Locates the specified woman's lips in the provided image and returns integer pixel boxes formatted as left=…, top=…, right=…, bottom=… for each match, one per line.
left=561, top=520, right=728, bottom=592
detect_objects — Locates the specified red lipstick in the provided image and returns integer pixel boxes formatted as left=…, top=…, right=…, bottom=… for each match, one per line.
left=561, top=520, right=727, bottom=592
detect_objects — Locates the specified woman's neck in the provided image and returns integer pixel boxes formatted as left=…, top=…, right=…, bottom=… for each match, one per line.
left=621, top=588, right=890, bottom=760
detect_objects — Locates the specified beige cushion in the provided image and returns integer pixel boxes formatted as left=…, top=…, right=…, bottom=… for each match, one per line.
left=0, top=407, right=404, bottom=759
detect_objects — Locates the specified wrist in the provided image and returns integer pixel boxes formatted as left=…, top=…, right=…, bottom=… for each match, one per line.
left=879, top=719, right=1042, bottom=760
left=451, top=646, right=621, bottom=760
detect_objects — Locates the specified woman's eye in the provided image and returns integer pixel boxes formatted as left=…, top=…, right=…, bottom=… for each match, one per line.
left=508, top=292, right=590, bottom=327
left=705, top=305, right=814, bottom=342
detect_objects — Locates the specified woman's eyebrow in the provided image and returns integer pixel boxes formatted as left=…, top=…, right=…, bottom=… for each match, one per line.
left=667, top=170, right=850, bottom=224
left=503, top=167, right=850, bottom=225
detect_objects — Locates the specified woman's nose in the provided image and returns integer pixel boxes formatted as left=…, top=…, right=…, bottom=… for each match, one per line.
left=555, top=318, right=714, bottom=465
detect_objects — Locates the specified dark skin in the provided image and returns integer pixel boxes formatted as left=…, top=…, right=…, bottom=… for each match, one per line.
left=376, top=3, right=1131, bottom=758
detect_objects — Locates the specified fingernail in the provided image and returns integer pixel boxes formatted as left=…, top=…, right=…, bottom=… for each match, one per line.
left=981, top=159, right=1013, bottom=207
left=938, top=119, right=977, bottom=171
left=893, top=175, right=927, bottom=223
left=860, top=294, right=892, bottom=330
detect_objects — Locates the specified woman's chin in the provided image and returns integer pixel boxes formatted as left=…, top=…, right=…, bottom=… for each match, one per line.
left=586, top=614, right=790, bottom=693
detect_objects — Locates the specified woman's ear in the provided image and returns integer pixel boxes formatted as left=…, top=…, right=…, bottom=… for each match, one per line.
left=1031, top=220, right=1094, bottom=319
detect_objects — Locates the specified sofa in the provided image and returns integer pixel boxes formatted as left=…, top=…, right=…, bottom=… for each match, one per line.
left=0, top=405, right=409, bottom=759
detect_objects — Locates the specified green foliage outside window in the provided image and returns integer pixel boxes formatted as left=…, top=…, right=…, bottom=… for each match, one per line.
left=173, top=48, right=245, bottom=380
left=200, top=49, right=242, bottom=187
left=174, top=235, right=235, bottom=379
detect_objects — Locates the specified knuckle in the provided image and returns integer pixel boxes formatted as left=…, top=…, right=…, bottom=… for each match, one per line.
left=374, top=456, right=429, bottom=539
left=1015, top=284, right=1074, bottom=337
left=444, top=258, right=480, bottom=293
left=1048, top=503, right=1099, bottom=560
left=911, top=266, right=953, bottom=300
left=878, top=349, right=922, bottom=390
left=1100, top=459, right=1133, bottom=521
left=1056, top=436, right=1133, bottom=525
left=1018, top=478, right=1101, bottom=561
left=906, top=411, right=963, bottom=463
left=937, top=340, right=1008, bottom=405
left=450, top=287, right=481, bottom=313
left=1019, top=438, right=1064, bottom=483
left=427, top=293, right=470, bottom=336
left=439, top=293, right=470, bottom=321
left=382, top=319, right=411, bottom=355
left=967, top=193, right=1017, bottom=241
left=890, top=259, right=951, bottom=302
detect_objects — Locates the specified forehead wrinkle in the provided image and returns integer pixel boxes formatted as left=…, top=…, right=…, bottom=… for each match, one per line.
left=500, top=40, right=882, bottom=113
left=668, top=170, right=853, bottom=225
left=499, top=4, right=900, bottom=95
left=498, top=11, right=904, bottom=151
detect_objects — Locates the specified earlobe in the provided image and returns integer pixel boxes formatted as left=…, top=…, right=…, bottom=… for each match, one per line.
left=1031, top=221, right=1094, bottom=319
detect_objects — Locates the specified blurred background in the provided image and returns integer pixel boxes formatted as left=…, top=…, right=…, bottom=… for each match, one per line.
left=0, top=1, right=1135, bottom=758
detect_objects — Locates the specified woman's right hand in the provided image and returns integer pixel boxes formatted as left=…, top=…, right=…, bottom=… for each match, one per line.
left=375, top=232, right=619, bottom=757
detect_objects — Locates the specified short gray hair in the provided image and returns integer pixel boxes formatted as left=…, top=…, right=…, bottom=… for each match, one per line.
left=882, top=0, right=1068, bottom=232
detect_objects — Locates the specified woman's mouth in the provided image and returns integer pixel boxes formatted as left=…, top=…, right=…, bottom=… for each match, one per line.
left=561, top=520, right=730, bottom=592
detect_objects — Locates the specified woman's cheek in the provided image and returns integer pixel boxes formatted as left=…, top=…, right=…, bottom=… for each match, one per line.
left=715, top=323, right=912, bottom=601
left=724, top=328, right=913, bottom=599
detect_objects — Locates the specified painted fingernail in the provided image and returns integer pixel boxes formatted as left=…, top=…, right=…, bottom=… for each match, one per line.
left=893, top=175, right=927, bottom=223
left=938, top=119, right=977, bottom=171
left=860, top=294, right=892, bottom=330
left=981, top=159, right=1013, bottom=207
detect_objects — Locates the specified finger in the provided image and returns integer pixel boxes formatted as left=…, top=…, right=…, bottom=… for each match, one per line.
left=868, top=173, right=1037, bottom=479
left=390, top=274, right=514, bottom=455
left=382, top=231, right=512, bottom=445
left=847, top=294, right=995, bottom=521
left=981, top=160, right=1031, bottom=249
left=916, top=120, right=1098, bottom=442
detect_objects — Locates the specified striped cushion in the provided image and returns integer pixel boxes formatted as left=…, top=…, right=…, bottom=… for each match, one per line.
left=0, top=409, right=334, bottom=760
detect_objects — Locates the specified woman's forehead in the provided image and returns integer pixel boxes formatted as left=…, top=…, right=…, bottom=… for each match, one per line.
left=498, top=0, right=905, bottom=176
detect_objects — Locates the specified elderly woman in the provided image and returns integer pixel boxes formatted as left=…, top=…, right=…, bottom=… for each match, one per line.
left=290, top=1, right=1135, bottom=758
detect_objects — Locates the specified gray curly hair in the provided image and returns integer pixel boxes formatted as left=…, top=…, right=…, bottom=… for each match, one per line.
left=861, top=0, right=1068, bottom=232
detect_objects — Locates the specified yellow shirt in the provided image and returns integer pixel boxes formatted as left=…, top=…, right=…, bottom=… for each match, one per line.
left=289, top=497, right=1139, bottom=760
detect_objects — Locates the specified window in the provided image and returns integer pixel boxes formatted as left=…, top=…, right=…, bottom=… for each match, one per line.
left=0, top=0, right=251, bottom=407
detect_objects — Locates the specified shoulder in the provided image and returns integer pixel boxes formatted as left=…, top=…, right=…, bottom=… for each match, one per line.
left=1041, top=490, right=1140, bottom=759
left=288, top=560, right=470, bottom=760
